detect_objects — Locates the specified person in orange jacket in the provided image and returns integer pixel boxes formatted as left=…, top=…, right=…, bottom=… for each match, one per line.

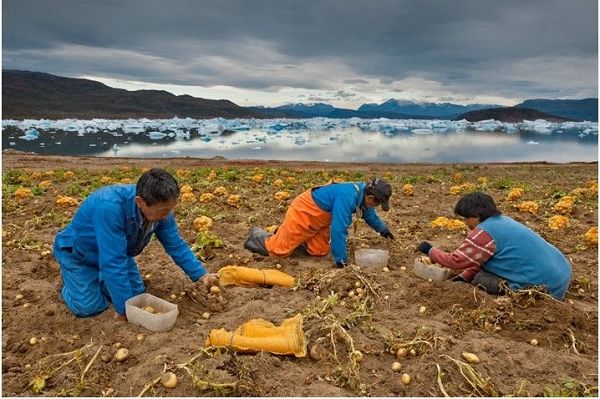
left=244, top=177, right=394, bottom=267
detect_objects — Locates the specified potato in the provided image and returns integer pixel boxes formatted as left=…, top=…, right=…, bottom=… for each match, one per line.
left=461, top=352, right=480, bottom=364
left=210, top=286, right=221, bottom=294
left=29, top=337, right=38, bottom=345
left=169, top=294, right=177, bottom=300
left=114, top=348, right=130, bottom=362
left=401, top=373, right=411, bottom=385
left=309, top=344, right=323, bottom=361
left=418, top=306, right=426, bottom=314
left=383, top=267, right=390, bottom=272
left=15, top=294, right=24, bottom=300
left=530, top=339, right=539, bottom=346
left=143, top=306, right=156, bottom=314
left=391, top=362, right=402, bottom=372
left=409, top=348, right=417, bottom=357
left=202, top=312, right=211, bottom=319
left=400, top=266, right=407, bottom=271
left=136, top=334, right=144, bottom=341
left=396, top=348, right=407, bottom=358
left=356, top=287, right=364, bottom=295
left=420, top=256, right=431, bottom=264
left=161, top=372, right=178, bottom=389
left=350, top=350, right=363, bottom=363
left=354, top=281, right=362, bottom=288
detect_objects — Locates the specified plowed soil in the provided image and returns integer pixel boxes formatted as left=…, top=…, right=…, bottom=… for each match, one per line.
left=2, top=151, right=598, bottom=397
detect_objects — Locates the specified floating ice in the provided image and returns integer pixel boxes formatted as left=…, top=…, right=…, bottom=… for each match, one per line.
left=2, top=117, right=596, bottom=147
left=19, top=128, right=40, bottom=141
left=148, top=131, right=167, bottom=140
left=412, top=128, right=434, bottom=135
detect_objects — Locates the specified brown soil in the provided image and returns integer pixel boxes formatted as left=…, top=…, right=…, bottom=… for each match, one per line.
left=2, top=152, right=598, bottom=397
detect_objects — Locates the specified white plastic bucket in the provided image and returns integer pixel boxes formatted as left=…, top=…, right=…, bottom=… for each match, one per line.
left=355, top=249, right=389, bottom=268
left=125, top=293, right=178, bottom=332
left=413, top=257, right=453, bottom=281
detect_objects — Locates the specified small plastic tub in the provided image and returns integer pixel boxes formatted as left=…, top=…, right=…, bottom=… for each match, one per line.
left=355, top=249, right=389, bottom=268
left=125, top=293, right=178, bottom=332
left=413, top=257, right=452, bottom=281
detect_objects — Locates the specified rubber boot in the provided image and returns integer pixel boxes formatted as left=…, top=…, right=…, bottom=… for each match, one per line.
left=291, top=242, right=309, bottom=257
left=244, top=227, right=272, bottom=256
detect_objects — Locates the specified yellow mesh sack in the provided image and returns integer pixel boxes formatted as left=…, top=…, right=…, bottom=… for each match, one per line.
left=218, top=266, right=295, bottom=288
left=204, top=313, right=306, bottom=357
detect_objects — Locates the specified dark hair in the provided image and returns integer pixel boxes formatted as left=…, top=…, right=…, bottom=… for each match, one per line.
left=454, top=192, right=502, bottom=221
left=136, top=168, right=180, bottom=205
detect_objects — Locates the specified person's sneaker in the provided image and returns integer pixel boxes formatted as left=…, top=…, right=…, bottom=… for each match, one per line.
left=243, top=227, right=271, bottom=256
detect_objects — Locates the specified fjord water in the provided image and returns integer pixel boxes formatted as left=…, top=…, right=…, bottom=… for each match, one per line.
left=2, top=119, right=597, bottom=163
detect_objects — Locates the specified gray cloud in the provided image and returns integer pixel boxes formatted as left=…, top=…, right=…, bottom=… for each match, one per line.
left=2, top=0, right=597, bottom=104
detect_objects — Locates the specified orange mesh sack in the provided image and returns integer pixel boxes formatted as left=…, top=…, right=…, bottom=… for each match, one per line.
left=204, top=313, right=306, bottom=357
left=218, top=266, right=295, bottom=288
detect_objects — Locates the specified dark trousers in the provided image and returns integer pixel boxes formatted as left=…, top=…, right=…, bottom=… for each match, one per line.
left=472, top=270, right=505, bottom=295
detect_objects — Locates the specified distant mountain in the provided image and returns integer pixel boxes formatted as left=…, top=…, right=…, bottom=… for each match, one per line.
left=455, top=107, right=574, bottom=123
left=249, top=103, right=339, bottom=118
left=4, top=70, right=596, bottom=122
left=358, top=99, right=501, bottom=119
left=515, top=98, right=597, bottom=122
left=250, top=103, right=432, bottom=120
left=2, top=70, right=263, bottom=119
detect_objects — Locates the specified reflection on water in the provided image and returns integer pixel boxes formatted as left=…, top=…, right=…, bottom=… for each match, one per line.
left=2, top=126, right=597, bottom=163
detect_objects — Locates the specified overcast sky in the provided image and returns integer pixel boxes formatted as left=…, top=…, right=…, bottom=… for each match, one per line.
left=3, top=0, right=598, bottom=108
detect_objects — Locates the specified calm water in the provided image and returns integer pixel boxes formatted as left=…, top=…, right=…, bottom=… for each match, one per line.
left=2, top=123, right=597, bottom=163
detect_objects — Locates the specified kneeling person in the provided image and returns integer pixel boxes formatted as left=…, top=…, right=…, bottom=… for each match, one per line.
left=54, top=168, right=219, bottom=319
left=417, top=192, right=572, bottom=299
left=245, top=177, right=395, bottom=268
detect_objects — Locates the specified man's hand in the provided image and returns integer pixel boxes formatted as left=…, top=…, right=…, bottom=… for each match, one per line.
left=380, top=228, right=395, bottom=240
left=114, top=313, right=127, bottom=322
left=416, top=241, right=433, bottom=255
left=199, top=272, right=224, bottom=292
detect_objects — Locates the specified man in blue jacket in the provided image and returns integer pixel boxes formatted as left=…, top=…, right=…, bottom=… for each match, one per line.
left=244, top=177, right=394, bottom=267
left=54, top=168, right=219, bottom=320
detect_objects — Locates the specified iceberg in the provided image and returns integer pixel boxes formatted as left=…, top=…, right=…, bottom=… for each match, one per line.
left=148, top=131, right=167, bottom=140
left=19, top=128, right=40, bottom=141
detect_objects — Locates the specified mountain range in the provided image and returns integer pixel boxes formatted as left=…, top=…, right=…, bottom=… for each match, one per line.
left=2, top=70, right=597, bottom=122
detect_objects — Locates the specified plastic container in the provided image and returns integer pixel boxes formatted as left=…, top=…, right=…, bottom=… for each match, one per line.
left=413, top=257, right=452, bottom=281
left=354, top=249, right=389, bottom=268
left=125, top=293, right=178, bottom=332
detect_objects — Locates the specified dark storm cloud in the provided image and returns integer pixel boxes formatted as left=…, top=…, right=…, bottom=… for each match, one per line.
left=2, top=0, right=597, bottom=100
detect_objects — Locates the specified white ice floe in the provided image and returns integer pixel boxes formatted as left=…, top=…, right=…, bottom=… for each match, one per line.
left=2, top=117, right=597, bottom=143
left=19, top=128, right=40, bottom=141
left=148, top=131, right=167, bottom=140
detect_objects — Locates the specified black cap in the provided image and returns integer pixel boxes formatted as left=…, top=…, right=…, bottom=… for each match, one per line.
left=366, top=177, right=392, bottom=211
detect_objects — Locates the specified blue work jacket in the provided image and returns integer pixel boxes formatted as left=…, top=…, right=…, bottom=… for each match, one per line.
left=55, top=184, right=206, bottom=314
left=311, top=182, right=388, bottom=263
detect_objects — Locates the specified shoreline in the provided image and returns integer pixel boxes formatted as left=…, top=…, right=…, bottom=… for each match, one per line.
left=2, top=150, right=597, bottom=171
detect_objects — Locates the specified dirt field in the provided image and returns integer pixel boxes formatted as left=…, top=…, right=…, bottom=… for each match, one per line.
left=2, top=151, right=598, bottom=397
